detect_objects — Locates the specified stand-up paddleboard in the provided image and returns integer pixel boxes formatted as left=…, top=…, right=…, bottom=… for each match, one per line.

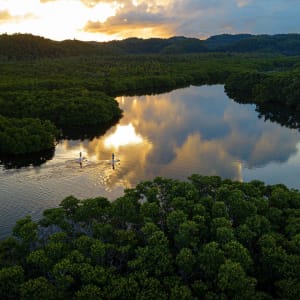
left=77, top=158, right=88, bottom=163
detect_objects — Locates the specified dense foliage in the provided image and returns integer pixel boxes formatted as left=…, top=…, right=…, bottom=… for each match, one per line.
left=0, top=89, right=122, bottom=127
left=1, top=34, right=300, bottom=155
left=0, top=115, right=59, bottom=155
left=2, top=33, right=300, bottom=59
left=0, top=175, right=299, bottom=299
left=225, top=69, right=300, bottom=129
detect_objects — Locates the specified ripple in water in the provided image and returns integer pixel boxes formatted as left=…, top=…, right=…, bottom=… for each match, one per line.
left=0, top=156, right=126, bottom=239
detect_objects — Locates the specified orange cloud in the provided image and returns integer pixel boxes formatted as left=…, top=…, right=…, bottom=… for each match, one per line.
left=0, top=10, right=11, bottom=22
left=82, top=0, right=176, bottom=39
left=0, top=10, right=35, bottom=23
left=84, top=20, right=172, bottom=38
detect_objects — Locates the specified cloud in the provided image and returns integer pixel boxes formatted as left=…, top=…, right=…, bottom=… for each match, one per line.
left=0, top=10, right=11, bottom=22
left=236, top=0, right=251, bottom=8
left=80, top=0, right=106, bottom=7
left=83, top=1, right=175, bottom=38
left=1, top=0, right=300, bottom=41
left=110, top=86, right=299, bottom=182
left=0, top=9, right=35, bottom=24
left=82, top=1, right=234, bottom=39
left=84, top=15, right=171, bottom=37
left=82, top=0, right=300, bottom=40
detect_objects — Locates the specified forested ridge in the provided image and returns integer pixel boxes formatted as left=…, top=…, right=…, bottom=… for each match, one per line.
left=1, top=33, right=300, bottom=155
left=0, top=175, right=299, bottom=299
left=2, top=33, right=300, bottom=59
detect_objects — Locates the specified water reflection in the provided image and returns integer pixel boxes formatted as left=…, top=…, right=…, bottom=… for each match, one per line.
left=0, top=148, right=55, bottom=169
left=59, top=85, right=300, bottom=185
left=2, top=85, right=300, bottom=238
left=104, top=124, right=143, bottom=149
left=112, top=86, right=299, bottom=182
left=256, top=102, right=300, bottom=130
left=60, top=118, right=120, bottom=140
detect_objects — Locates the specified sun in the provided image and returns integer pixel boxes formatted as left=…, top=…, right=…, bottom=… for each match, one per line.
left=0, top=0, right=118, bottom=41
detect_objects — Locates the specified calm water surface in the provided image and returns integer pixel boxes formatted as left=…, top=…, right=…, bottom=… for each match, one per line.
left=1, top=85, right=300, bottom=238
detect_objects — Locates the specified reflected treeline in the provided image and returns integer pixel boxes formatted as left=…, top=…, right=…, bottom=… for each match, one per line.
left=256, top=102, right=300, bottom=130
left=118, top=84, right=190, bottom=97
left=0, top=116, right=122, bottom=169
left=229, top=89, right=300, bottom=131
left=0, top=147, right=55, bottom=169
left=60, top=117, right=121, bottom=140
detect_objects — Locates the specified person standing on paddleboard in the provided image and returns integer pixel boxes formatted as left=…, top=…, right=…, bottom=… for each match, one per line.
left=112, top=153, right=115, bottom=169
left=79, top=152, right=83, bottom=168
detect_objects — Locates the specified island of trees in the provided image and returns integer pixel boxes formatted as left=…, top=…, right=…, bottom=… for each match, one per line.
left=0, top=175, right=299, bottom=299
left=1, top=33, right=300, bottom=155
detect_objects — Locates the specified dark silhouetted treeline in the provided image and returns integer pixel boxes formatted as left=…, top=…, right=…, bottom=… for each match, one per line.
left=2, top=33, right=300, bottom=60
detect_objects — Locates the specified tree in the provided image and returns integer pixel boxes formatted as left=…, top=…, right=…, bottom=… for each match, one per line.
left=26, top=249, right=51, bottom=275
left=218, top=260, right=256, bottom=299
left=176, top=248, right=197, bottom=278
left=0, top=236, right=21, bottom=267
left=276, top=278, right=300, bottom=300
left=258, top=234, right=288, bottom=285
left=12, top=216, right=38, bottom=247
left=166, top=210, right=188, bottom=235
left=136, top=277, right=168, bottom=300
left=285, top=216, right=300, bottom=238
left=111, top=195, right=141, bottom=229
left=140, top=201, right=160, bottom=224
left=90, top=240, right=107, bottom=266
left=39, top=207, right=69, bottom=230
left=235, top=224, right=256, bottom=251
left=74, top=197, right=111, bottom=224
left=210, top=217, right=232, bottom=238
left=128, top=229, right=173, bottom=277
left=269, top=186, right=290, bottom=209
left=223, top=240, right=253, bottom=271
left=0, top=265, right=24, bottom=299
left=170, top=284, right=195, bottom=300
left=59, top=195, right=80, bottom=217
left=245, top=215, right=271, bottom=238
left=188, top=174, right=222, bottom=197
left=198, top=242, right=225, bottom=280
left=212, top=201, right=229, bottom=218
left=225, top=190, right=257, bottom=226
left=174, top=221, right=200, bottom=250
left=74, top=284, right=103, bottom=300
left=20, top=277, right=59, bottom=300
left=215, top=226, right=235, bottom=245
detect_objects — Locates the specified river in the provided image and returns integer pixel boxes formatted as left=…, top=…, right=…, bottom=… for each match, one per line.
left=1, top=85, right=300, bottom=238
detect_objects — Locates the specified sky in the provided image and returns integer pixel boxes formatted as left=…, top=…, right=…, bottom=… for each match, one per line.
left=0, top=0, right=299, bottom=41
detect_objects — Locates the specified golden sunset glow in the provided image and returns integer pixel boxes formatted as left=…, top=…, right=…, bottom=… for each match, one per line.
left=0, top=0, right=298, bottom=41
left=0, top=0, right=119, bottom=41
left=104, top=123, right=143, bottom=150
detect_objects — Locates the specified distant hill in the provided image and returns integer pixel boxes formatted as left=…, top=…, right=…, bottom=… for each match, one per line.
left=0, top=34, right=61, bottom=59
left=220, top=34, right=300, bottom=55
left=106, top=36, right=208, bottom=54
left=1, top=33, right=300, bottom=59
left=204, top=34, right=254, bottom=50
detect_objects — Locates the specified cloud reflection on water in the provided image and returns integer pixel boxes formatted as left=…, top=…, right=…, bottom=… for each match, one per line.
left=2, top=84, right=300, bottom=239
left=60, top=85, right=300, bottom=187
